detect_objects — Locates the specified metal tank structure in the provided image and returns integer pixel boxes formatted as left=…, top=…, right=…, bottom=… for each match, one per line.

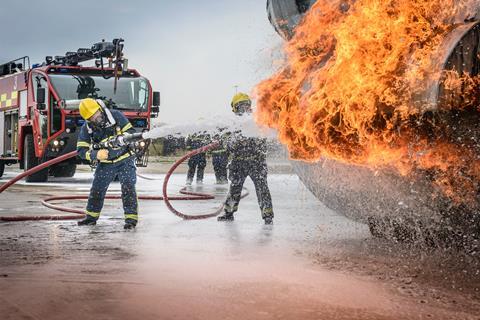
left=267, top=0, right=316, bottom=39
left=266, top=0, right=480, bottom=249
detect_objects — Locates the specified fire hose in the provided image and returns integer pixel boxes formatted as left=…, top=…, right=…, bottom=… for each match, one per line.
left=0, top=138, right=247, bottom=222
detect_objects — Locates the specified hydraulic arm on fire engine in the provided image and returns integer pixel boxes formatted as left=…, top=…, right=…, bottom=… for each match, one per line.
left=45, top=38, right=125, bottom=68
left=44, top=38, right=127, bottom=93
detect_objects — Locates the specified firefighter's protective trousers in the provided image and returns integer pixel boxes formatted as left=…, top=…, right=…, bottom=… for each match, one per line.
left=86, top=157, right=138, bottom=222
left=187, top=153, right=206, bottom=181
left=224, top=158, right=273, bottom=219
left=212, top=151, right=228, bottom=182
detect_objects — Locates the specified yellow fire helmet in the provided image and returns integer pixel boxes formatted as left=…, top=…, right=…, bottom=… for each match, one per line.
left=231, top=92, right=252, bottom=112
left=79, top=98, right=101, bottom=120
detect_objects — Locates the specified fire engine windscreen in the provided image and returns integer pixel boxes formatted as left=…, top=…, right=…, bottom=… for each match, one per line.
left=49, top=74, right=149, bottom=111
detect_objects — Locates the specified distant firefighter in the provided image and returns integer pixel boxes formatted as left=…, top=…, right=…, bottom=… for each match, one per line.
left=217, top=93, right=274, bottom=224
left=185, top=132, right=210, bottom=185
left=211, top=128, right=229, bottom=184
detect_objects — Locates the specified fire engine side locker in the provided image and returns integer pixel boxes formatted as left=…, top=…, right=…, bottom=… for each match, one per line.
left=0, top=108, right=20, bottom=156
left=0, top=112, right=4, bottom=156
left=0, top=110, right=19, bottom=177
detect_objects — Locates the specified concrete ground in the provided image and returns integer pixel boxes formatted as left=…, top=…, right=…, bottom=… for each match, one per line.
left=0, top=163, right=479, bottom=320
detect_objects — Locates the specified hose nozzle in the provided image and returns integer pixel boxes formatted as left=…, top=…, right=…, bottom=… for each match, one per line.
left=118, top=132, right=146, bottom=146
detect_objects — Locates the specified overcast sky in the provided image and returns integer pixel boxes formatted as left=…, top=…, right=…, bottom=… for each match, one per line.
left=0, top=0, right=281, bottom=124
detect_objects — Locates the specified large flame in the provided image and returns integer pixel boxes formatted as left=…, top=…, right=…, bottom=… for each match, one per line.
left=255, top=0, right=480, bottom=204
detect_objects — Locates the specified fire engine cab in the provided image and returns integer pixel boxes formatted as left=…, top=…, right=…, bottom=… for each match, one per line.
left=0, top=39, right=160, bottom=182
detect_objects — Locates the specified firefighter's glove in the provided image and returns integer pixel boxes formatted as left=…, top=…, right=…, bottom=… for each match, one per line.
left=97, top=149, right=109, bottom=161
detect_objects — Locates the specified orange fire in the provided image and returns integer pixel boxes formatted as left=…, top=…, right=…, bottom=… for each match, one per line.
left=255, top=0, right=480, bottom=204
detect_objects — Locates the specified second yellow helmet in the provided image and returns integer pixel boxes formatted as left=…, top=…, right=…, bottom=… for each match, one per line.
left=231, top=93, right=251, bottom=112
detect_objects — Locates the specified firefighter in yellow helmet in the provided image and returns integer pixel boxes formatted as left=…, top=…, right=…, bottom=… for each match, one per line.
left=217, top=93, right=274, bottom=224
left=76, top=98, right=139, bottom=229
left=230, top=93, right=252, bottom=115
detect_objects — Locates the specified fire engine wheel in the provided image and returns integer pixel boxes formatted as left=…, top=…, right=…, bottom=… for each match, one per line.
left=52, top=163, right=77, bottom=177
left=0, top=161, right=4, bottom=178
left=24, top=134, right=49, bottom=183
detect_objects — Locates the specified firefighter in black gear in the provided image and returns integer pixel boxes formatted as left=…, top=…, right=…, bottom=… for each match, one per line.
left=211, top=128, right=229, bottom=184
left=185, top=132, right=209, bottom=185
left=217, top=93, right=274, bottom=224
left=76, top=98, right=138, bottom=230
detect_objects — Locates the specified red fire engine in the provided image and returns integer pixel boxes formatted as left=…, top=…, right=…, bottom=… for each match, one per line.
left=0, top=39, right=160, bottom=182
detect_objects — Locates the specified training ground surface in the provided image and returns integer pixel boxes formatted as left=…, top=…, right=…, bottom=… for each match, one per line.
left=0, top=165, right=479, bottom=320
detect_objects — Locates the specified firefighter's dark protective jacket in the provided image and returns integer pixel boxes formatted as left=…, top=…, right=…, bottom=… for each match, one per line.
left=226, top=133, right=267, bottom=162
left=76, top=109, right=136, bottom=163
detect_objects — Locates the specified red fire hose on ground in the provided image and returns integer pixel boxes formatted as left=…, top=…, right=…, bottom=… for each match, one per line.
left=0, top=142, right=247, bottom=222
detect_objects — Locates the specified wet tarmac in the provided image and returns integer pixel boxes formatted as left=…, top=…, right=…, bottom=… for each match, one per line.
left=0, top=167, right=479, bottom=319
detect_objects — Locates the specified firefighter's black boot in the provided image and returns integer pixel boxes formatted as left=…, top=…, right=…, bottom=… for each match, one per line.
left=217, top=212, right=234, bottom=222
left=77, top=215, right=97, bottom=226
left=124, top=219, right=137, bottom=230
left=263, top=216, right=273, bottom=225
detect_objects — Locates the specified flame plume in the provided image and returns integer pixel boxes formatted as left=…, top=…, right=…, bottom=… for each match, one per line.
left=256, top=0, right=480, bottom=204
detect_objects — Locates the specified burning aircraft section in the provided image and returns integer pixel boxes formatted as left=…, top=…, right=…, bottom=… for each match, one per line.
left=259, top=0, right=480, bottom=248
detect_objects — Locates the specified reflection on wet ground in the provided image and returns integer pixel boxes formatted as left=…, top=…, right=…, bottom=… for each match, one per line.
left=0, top=171, right=479, bottom=319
